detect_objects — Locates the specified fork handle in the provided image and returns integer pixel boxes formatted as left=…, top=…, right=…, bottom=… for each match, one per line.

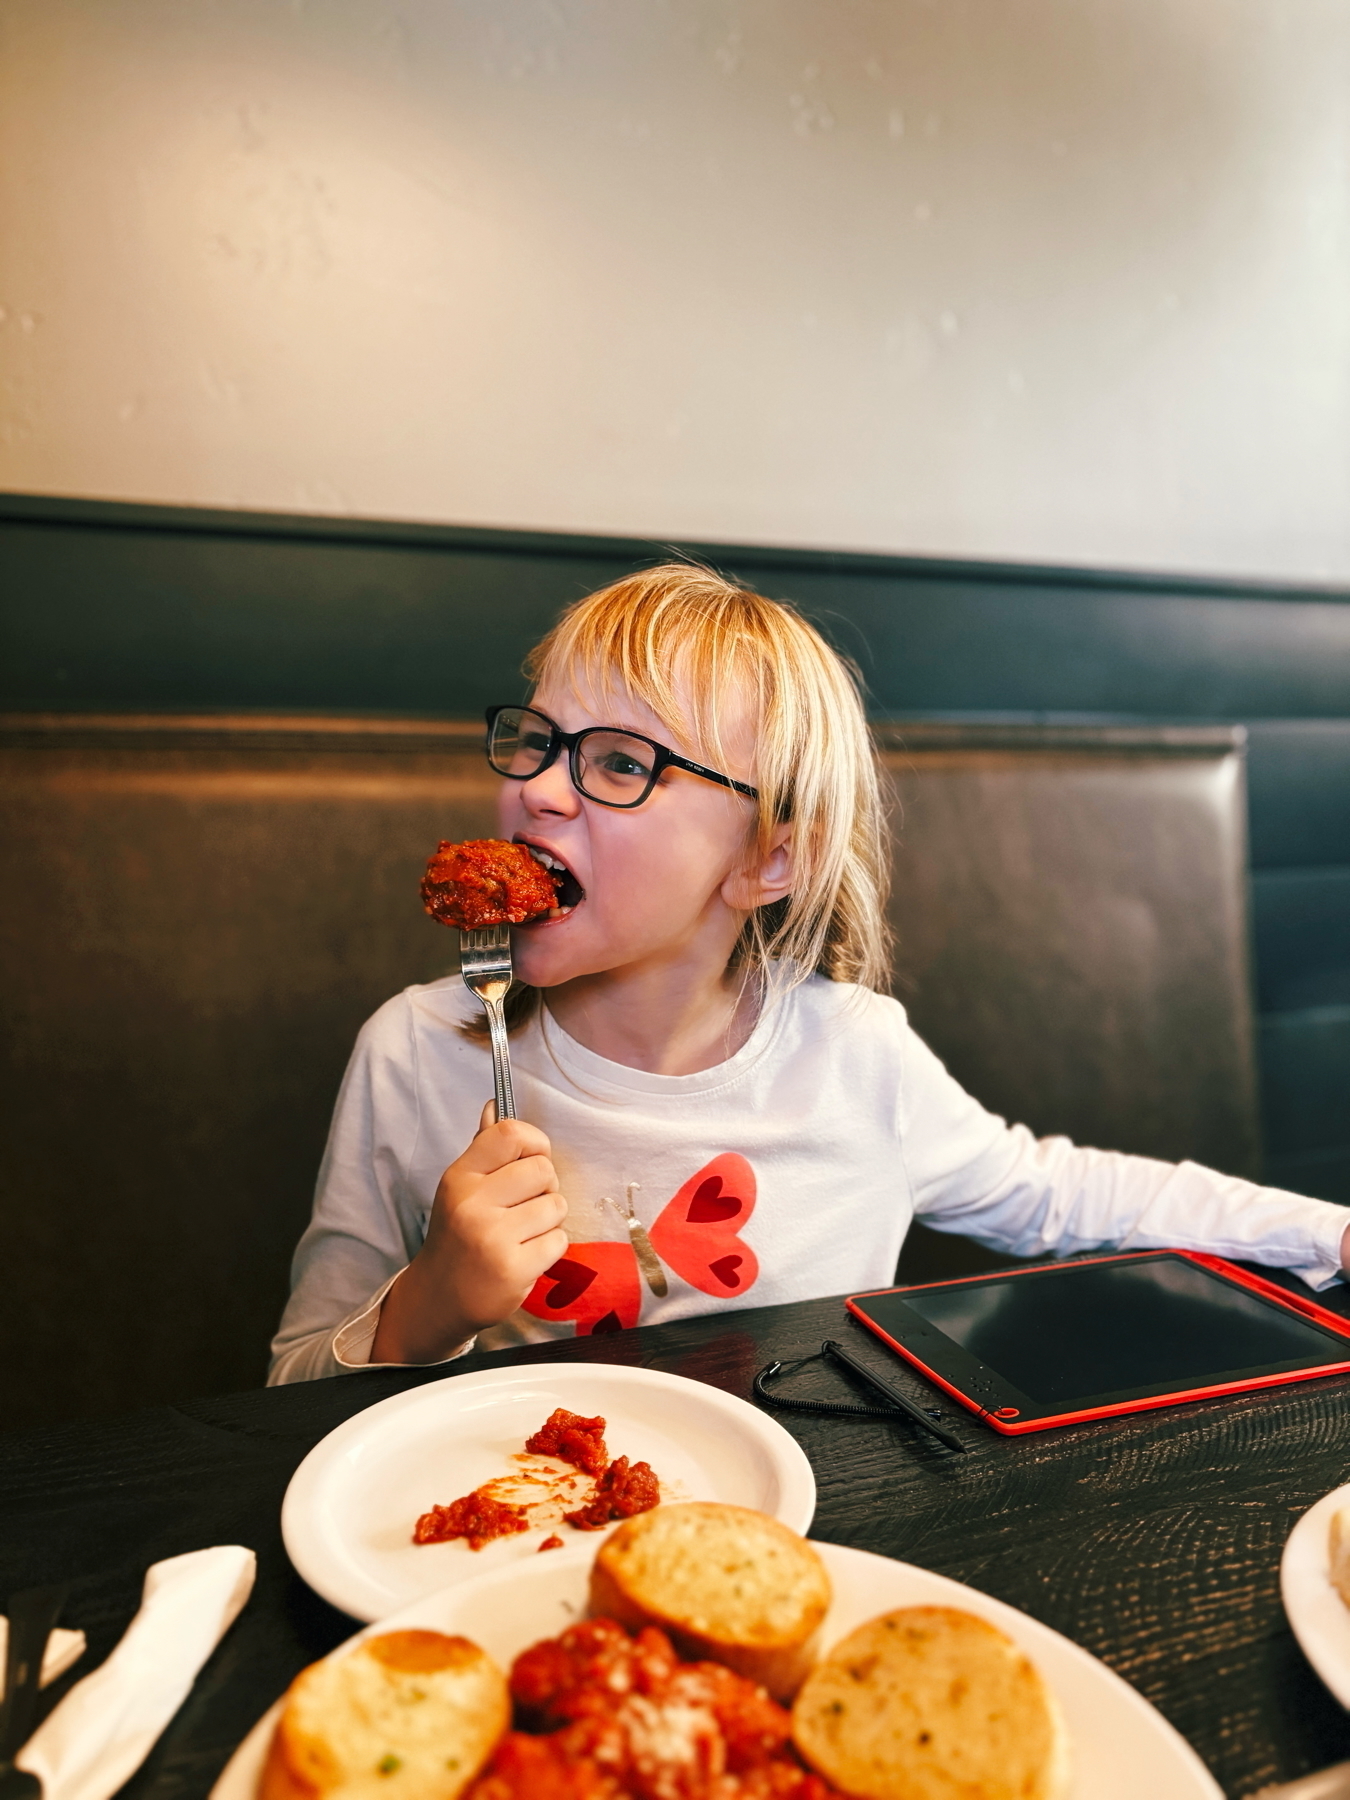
left=482, top=999, right=517, bottom=1121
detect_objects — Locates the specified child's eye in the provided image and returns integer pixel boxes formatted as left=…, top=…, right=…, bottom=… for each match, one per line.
left=598, top=751, right=649, bottom=778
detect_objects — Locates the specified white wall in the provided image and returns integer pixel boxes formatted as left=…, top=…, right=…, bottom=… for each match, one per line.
left=2, top=0, right=1347, bottom=581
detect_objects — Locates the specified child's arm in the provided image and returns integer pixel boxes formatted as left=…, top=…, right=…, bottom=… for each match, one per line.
left=269, top=989, right=560, bottom=1385
left=896, top=1016, right=1349, bottom=1288
left=370, top=1108, right=568, bottom=1364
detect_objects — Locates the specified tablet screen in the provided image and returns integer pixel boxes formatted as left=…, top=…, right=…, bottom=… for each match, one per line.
left=898, top=1255, right=1337, bottom=1403
left=846, top=1252, right=1350, bottom=1429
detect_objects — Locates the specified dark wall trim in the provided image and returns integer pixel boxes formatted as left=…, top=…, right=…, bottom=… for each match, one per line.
left=4, top=488, right=1350, bottom=601
left=4, top=490, right=1350, bottom=726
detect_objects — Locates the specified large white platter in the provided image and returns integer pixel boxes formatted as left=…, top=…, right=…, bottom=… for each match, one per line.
left=281, top=1362, right=817, bottom=1621
left=1281, top=1478, right=1350, bottom=1709
left=214, top=1538, right=1221, bottom=1799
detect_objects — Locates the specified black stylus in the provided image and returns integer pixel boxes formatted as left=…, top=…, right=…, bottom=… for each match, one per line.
left=821, top=1339, right=969, bottom=1453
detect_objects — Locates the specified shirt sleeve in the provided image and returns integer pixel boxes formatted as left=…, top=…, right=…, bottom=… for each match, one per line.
left=267, top=995, right=473, bottom=1384
left=897, top=1015, right=1348, bottom=1291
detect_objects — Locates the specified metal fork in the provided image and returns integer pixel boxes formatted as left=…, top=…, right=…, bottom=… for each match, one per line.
left=459, top=925, right=516, bottom=1121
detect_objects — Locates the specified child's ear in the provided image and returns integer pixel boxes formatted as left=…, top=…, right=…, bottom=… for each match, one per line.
left=722, top=823, right=794, bottom=911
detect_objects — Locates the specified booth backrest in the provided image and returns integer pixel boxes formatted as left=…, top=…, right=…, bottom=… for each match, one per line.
left=881, top=723, right=1259, bottom=1279
left=0, top=714, right=1258, bottom=1427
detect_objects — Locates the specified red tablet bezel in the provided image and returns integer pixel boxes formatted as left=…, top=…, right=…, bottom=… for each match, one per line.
left=846, top=1250, right=1350, bottom=1435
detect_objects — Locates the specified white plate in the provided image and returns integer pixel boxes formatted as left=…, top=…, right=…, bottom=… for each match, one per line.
left=214, top=1539, right=1221, bottom=1800
left=1281, top=1479, right=1350, bottom=1707
left=281, top=1362, right=817, bottom=1621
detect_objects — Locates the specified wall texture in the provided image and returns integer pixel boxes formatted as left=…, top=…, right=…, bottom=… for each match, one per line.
left=2, top=0, right=1348, bottom=580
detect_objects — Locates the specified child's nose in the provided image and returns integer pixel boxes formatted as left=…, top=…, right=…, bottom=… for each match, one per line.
left=522, top=754, right=580, bottom=817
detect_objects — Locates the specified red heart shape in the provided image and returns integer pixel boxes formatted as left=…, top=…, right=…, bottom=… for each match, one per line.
left=708, top=1254, right=744, bottom=1289
left=541, top=1258, right=596, bottom=1311
left=686, top=1178, right=742, bottom=1224
left=649, top=1155, right=758, bottom=1298
left=523, top=1241, right=641, bottom=1335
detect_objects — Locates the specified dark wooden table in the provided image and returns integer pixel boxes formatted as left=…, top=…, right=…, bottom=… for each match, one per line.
left=5, top=1283, right=1350, bottom=1800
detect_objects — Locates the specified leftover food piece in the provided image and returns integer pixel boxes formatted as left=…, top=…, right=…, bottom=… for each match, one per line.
left=259, top=1629, right=509, bottom=1800
left=591, top=1503, right=831, bottom=1701
left=420, top=840, right=559, bottom=931
left=468, top=1616, right=839, bottom=1800
left=414, top=1492, right=530, bottom=1552
left=537, top=1535, right=565, bottom=1553
left=1330, top=1505, right=1350, bottom=1607
left=791, top=1605, right=1070, bottom=1800
left=564, top=1457, right=662, bottom=1531
left=525, top=1408, right=610, bottom=1477
left=414, top=1410, right=661, bottom=1550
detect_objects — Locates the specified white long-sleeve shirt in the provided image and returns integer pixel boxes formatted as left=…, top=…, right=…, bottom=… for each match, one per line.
left=268, top=973, right=1346, bottom=1384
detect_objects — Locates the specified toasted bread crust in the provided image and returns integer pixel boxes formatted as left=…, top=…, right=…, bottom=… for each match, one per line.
left=257, top=1630, right=508, bottom=1800
left=259, top=1724, right=317, bottom=1800
left=590, top=1503, right=830, bottom=1700
left=792, top=1605, right=1069, bottom=1800
left=362, top=1631, right=491, bottom=1675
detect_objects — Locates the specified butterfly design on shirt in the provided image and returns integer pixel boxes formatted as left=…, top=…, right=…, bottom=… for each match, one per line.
left=522, top=1153, right=759, bottom=1336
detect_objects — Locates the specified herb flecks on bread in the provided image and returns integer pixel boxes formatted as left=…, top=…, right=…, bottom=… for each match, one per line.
left=259, top=1629, right=509, bottom=1800
left=590, top=1502, right=831, bottom=1700
left=791, top=1605, right=1069, bottom=1800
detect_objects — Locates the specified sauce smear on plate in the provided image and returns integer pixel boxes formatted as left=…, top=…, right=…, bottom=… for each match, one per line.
left=414, top=1410, right=662, bottom=1549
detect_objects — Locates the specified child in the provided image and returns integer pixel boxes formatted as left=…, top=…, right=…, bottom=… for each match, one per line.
left=269, top=565, right=1348, bottom=1382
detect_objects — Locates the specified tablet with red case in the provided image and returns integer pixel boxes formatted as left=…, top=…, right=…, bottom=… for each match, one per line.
left=846, top=1250, right=1350, bottom=1435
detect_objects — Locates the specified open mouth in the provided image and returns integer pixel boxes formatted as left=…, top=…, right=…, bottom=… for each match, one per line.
left=523, top=845, right=585, bottom=917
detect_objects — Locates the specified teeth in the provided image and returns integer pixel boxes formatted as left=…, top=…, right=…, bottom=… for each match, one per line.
left=528, top=847, right=565, bottom=872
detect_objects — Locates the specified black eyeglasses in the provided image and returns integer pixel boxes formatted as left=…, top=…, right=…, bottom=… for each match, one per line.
left=485, top=704, right=759, bottom=810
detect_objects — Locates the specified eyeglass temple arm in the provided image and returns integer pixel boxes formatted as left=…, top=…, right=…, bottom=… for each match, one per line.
left=665, top=751, right=758, bottom=800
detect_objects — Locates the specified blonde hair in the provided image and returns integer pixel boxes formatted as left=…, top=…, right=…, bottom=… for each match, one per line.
left=473, top=562, right=891, bottom=1033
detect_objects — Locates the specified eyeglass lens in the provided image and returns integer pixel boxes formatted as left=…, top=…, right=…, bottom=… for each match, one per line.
left=489, top=707, right=659, bottom=806
left=489, top=707, right=554, bottom=778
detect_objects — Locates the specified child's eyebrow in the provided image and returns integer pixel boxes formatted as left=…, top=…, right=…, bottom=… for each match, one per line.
left=596, top=712, right=690, bottom=749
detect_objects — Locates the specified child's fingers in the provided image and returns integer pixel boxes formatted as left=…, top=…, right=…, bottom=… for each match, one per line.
left=458, top=1116, right=552, bottom=1175
left=479, top=1099, right=497, bottom=1132
left=511, top=1223, right=571, bottom=1292
left=520, top=1225, right=570, bottom=1279
left=475, top=1154, right=560, bottom=1211
left=506, top=1192, right=569, bottom=1246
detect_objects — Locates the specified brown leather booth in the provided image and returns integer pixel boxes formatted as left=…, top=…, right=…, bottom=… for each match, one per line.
left=881, top=723, right=1260, bottom=1279
left=0, top=714, right=1258, bottom=1428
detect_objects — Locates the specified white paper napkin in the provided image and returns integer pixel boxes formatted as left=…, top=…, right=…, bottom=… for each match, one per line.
left=14, top=1546, right=256, bottom=1800
left=0, top=1622, right=86, bottom=1697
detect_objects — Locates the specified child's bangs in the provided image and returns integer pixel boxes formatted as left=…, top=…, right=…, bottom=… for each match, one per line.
left=525, top=573, right=764, bottom=776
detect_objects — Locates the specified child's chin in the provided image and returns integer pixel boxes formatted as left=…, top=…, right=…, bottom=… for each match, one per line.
left=510, top=925, right=582, bottom=984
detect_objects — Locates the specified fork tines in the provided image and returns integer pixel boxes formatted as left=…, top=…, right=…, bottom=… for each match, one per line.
left=459, top=924, right=513, bottom=972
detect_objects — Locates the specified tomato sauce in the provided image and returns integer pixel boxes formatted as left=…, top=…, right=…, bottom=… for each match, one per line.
left=526, top=1408, right=611, bottom=1476
left=413, top=1410, right=661, bottom=1550
left=413, top=1490, right=530, bottom=1551
left=420, top=839, right=560, bottom=930
left=564, top=1456, right=662, bottom=1531
left=467, top=1618, right=839, bottom=1800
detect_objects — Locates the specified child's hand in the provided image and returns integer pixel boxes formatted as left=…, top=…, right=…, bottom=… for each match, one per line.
left=370, top=1106, right=568, bottom=1364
